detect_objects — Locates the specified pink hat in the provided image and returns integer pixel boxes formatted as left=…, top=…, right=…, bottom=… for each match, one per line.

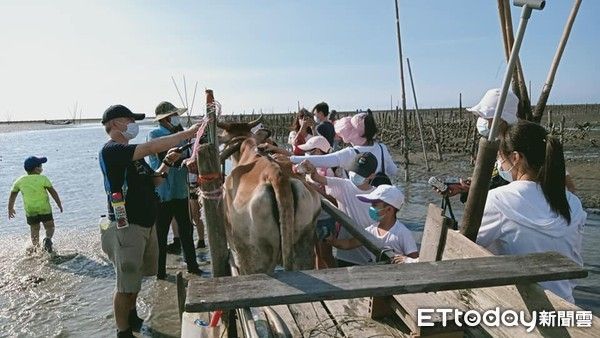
left=297, top=136, right=331, bottom=152
left=334, top=113, right=367, bottom=146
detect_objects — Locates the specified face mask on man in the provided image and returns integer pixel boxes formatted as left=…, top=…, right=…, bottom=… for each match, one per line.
left=121, top=122, right=139, bottom=140
left=349, top=171, right=367, bottom=187
left=496, top=159, right=514, bottom=182
left=170, top=115, right=181, bottom=126
left=476, top=117, right=490, bottom=137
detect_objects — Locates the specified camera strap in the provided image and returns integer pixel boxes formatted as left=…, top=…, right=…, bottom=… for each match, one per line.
left=441, top=194, right=458, bottom=230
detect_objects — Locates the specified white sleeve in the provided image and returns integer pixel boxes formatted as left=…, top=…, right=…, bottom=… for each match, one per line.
left=324, top=177, right=348, bottom=199
left=289, top=151, right=344, bottom=168
left=380, top=143, right=399, bottom=177
left=476, top=192, right=504, bottom=249
left=400, top=229, right=418, bottom=255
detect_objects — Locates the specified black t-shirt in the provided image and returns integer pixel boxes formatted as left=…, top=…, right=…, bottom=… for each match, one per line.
left=100, top=140, right=158, bottom=227
left=316, top=120, right=335, bottom=146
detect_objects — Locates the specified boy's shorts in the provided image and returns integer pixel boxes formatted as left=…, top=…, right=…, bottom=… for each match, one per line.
left=101, top=223, right=158, bottom=293
left=26, top=213, right=53, bottom=225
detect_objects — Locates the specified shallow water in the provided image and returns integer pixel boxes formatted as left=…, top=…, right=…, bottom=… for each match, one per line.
left=0, top=125, right=598, bottom=337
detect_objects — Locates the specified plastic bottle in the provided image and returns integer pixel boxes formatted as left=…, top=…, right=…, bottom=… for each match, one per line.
left=111, top=192, right=129, bottom=229
left=99, top=214, right=110, bottom=231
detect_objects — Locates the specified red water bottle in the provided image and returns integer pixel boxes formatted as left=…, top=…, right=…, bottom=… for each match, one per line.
left=111, top=192, right=129, bottom=229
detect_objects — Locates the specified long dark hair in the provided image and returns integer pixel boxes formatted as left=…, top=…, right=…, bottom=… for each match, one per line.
left=290, top=108, right=312, bottom=134
left=362, top=109, right=378, bottom=144
left=499, top=121, right=571, bottom=223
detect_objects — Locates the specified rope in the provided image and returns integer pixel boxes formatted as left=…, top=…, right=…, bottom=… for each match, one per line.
left=199, top=187, right=223, bottom=200
left=198, top=172, right=222, bottom=185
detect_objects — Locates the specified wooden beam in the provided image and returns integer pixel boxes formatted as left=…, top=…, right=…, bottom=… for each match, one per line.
left=185, top=252, right=586, bottom=312
left=442, top=230, right=600, bottom=336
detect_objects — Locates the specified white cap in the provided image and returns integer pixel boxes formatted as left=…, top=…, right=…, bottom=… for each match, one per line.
left=467, top=88, right=519, bottom=125
left=251, top=123, right=265, bottom=134
left=297, top=135, right=331, bottom=153
left=356, top=184, right=404, bottom=209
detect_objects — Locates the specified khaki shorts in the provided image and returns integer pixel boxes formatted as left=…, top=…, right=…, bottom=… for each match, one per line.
left=101, top=223, right=158, bottom=293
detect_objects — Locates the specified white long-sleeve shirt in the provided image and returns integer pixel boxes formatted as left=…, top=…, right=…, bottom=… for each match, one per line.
left=477, top=180, right=586, bottom=303
left=290, top=142, right=398, bottom=177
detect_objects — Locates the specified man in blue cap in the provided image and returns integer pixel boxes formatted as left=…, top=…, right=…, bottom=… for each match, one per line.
left=8, top=156, right=63, bottom=253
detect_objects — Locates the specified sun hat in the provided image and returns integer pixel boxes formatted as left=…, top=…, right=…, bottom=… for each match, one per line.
left=467, top=88, right=519, bottom=125
left=356, top=184, right=405, bottom=209
left=334, top=112, right=367, bottom=145
left=297, top=135, right=331, bottom=153
left=24, top=156, right=47, bottom=171
left=154, top=101, right=187, bottom=122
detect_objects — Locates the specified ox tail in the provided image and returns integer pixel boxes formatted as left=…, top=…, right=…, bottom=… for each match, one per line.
left=271, top=172, right=295, bottom=270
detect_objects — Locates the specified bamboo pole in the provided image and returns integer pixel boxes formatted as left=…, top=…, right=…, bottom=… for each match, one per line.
left=498, top=0, right=532, bottom=120
left=533, top=0, right=582, bottom=123
left=394, top=0, right=410, bottom=182
left=406, top=58, right=430, bottom=171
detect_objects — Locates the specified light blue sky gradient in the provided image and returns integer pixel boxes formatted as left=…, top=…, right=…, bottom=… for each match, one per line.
left=1, top=0, right=598, bottom=120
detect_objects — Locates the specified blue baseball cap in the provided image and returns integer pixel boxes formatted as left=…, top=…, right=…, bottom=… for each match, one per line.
left=24, top=156, right=47, bottom=171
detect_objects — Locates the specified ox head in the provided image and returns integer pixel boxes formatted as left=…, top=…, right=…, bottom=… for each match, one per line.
left=217, top=115, right=263, bottom=144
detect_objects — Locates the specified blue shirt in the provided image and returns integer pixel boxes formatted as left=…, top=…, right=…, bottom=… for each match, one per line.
left=147, top=126, right=189, bottom=202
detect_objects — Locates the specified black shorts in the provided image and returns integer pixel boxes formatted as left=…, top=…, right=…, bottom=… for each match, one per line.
left=26, top=213, right=53, bottom=225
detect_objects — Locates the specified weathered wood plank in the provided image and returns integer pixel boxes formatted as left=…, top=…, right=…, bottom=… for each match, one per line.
left=265, top=305, right=302, bottom=337
left=324, top=298, right=406, bottom=337
left=442, top=230, right=600, bottom=337
left=393, top=204, right=464, bottom=336
left=287, top=302, right=341, bottom=337
left=185, top=252, right=587, bottom=312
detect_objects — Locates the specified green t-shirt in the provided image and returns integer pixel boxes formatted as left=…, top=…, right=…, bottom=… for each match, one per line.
left=11, top=174, right=53, bottom=216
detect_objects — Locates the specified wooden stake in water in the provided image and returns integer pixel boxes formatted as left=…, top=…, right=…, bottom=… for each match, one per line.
left=394, top=0, right=409, bottom=181
left=406, top=58, right=430, bottom=171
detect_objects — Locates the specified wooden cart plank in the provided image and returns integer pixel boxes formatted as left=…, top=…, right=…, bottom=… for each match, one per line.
left=323, top=298, right=406, bottom=337
left=185, top=252, right=586, bottom=312
left=287, top=302, right=342, bottom=337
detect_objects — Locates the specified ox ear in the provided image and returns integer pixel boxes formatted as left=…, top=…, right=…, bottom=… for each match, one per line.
left=247, top=115, right=263, bottom=128
left=217, top=120, right=231, bottom=130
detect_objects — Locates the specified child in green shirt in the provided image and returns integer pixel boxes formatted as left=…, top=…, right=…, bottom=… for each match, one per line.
left=8, top=156, right=63, bottom=253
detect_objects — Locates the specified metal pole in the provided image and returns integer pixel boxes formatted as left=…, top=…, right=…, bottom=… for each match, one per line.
left=394, top=0, right=410, bottom=182
left=533, top=0, right=582, bottom=123
left=406, top=58, right=430, bottom=171
left=462, top=0, right=545, bottom=241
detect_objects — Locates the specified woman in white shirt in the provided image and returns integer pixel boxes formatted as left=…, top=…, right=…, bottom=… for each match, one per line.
left=290, top=110, right=398, bottom=178
left=477, top=121, right=586, bottom=303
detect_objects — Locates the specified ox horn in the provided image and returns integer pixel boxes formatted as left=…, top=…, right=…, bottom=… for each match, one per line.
left=247, top=115, right=263, bottom=128
left=220, top=139, right=243, bottom=163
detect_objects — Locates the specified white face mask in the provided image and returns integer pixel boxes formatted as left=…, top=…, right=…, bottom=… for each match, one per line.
left=313, top=115, right=320, bottom=123
left=496, top=159, right=514, bottom=182
left=476, top=117, right=490, bottom=137
left=170, top=115, right=181, bottom=126
left=349, top=171, right=367, bottom=187
left=121, top=122, right=139, bottom=140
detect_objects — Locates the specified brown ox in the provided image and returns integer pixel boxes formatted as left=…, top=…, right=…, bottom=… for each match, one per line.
left=218, top=118, right=321, bottom=274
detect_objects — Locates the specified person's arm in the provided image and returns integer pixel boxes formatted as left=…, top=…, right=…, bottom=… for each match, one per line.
left=289, top=150, right=345, bottom=167
left=151, top=148, right=182, bottom=187
left=8, top=191, right=18, bottom=219
left=46, top=187, right=63, bottom=213
left=132, top=122, right=201, bottom=161
left=327, top=236, right=362, bottom=250
left=301, top=160, right=328, bottom=185
left=476, top=192, right=504, bottom=248
left=381, top=143, right=399, bottom=177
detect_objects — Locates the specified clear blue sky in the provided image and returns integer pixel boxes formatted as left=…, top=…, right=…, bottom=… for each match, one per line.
left=1, top=0, right=598, bottom=121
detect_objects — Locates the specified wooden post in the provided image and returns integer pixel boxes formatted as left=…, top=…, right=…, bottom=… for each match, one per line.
left=533, top=0, right=582, bottom=123
left=430, top=126, right=443, bottom=161
left=547, top=109, right=553, bottom=128
left=394, top=0, right=409, bottom=182
left=406, top=58, right=430, bottom=171
left=461, top=138, right=500, bottom=241
left=199, top=90, right=236, bottom=338
left=560, top=115, right=565, bottom=144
